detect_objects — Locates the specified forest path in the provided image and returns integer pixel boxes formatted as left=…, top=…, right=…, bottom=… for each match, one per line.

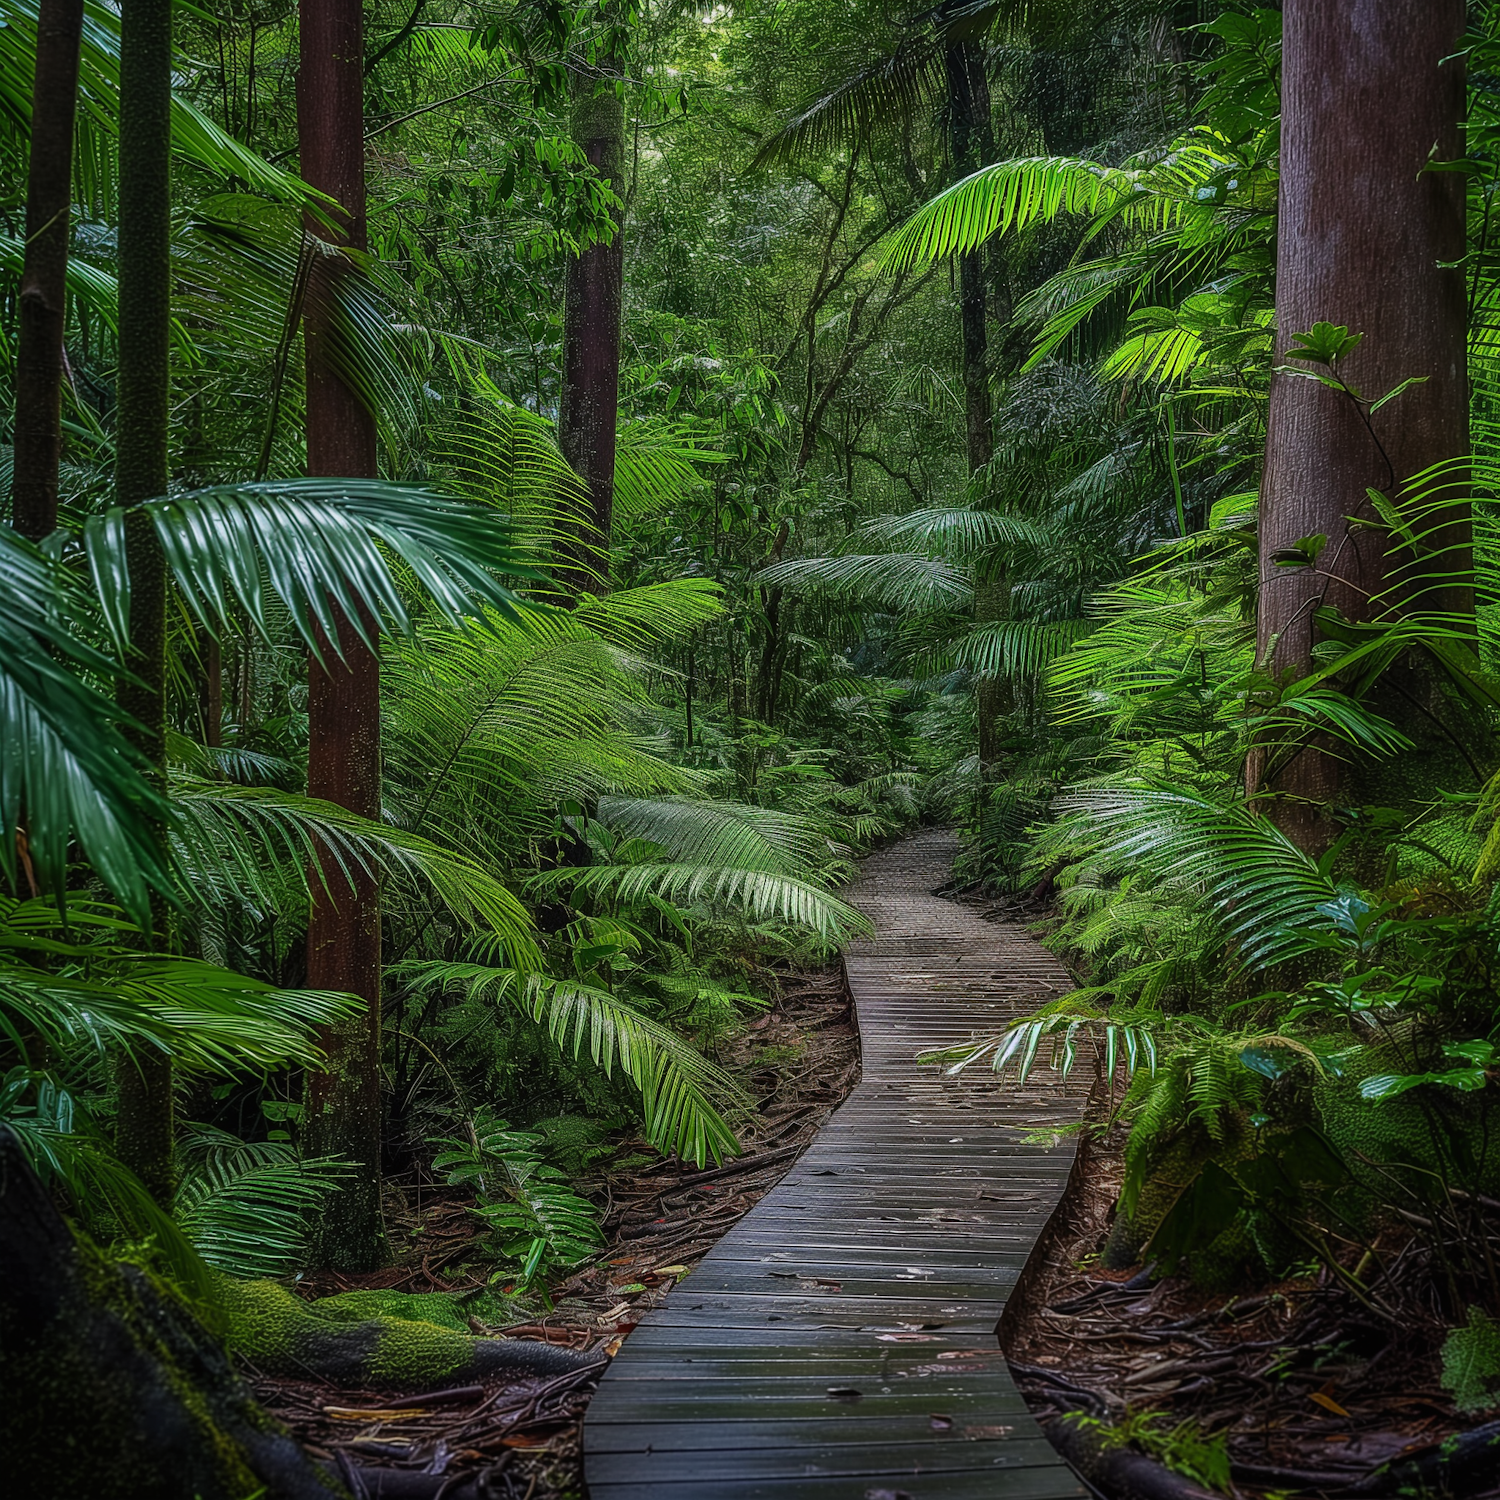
left=583, top=829, right=1088, bottom=1499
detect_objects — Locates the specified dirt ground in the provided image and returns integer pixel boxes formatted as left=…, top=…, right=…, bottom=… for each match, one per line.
left=253, top=960, right=860, bottom=1499
left=1000, top=1121, right=1500, bottom=1499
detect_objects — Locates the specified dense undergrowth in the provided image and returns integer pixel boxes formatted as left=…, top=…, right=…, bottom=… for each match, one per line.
left=5, top=0, right=1500, bottom=1488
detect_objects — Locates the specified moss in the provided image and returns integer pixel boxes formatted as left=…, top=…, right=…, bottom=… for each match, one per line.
left=2, top=1228, right=338, bottom=1499
left=216, top=1277, right=469, bottom=1386
left=1314, top=1044, right=1500, bottom=1202
left=312, top=1288, right=471, bottom=1332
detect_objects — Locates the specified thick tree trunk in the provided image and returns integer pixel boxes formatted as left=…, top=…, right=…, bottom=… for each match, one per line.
left=113, top=0, right=175, bottom=1208
left=556, top=63, right=626, bottom=599
left=10, top=0, right=84, bottom=540
left=299, top=0, right=385, bottom=1270
left=1255, top=0, right=1469, bottom=848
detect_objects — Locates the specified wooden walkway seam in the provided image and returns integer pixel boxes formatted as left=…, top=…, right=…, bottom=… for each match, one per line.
left=583, top=830, right=1089, bottom=1499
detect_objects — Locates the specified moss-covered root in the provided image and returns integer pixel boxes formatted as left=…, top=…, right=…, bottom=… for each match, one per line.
left=0, top=1126, right=347, bottom=1500
left=217, top=1277, right=600, bottom=1387
left=1357, top=1418, right=1500, bottom=1497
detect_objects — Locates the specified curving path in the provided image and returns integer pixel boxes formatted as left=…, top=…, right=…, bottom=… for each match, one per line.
left=584, top=830, right=1088, bottom=1499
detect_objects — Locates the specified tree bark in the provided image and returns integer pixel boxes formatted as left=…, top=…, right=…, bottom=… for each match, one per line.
left=299, top=0, right=385, bottom=1271
left=113, top=0, right=175, bottom=1209
left=10, top=0, right=84, bottom=541
left=556, top=52, right=626, bottom=600
left=1255, top=0, right=1469, bottom=849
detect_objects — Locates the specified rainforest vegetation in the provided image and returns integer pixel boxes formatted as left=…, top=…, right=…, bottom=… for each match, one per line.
left=4, top=0, right=1500, bottom=1492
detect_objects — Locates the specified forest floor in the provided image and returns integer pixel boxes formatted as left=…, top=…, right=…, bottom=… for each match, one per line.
left=252, top=960, right=860, bottom=1499
left=1002, top=1121, right=1496, bottom=1499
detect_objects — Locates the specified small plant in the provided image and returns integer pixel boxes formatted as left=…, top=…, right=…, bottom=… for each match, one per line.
left=1110, top=1411, right=1233, bottom=1493
left=432, top=1109, right=605, bottom=1287
left=1441, top=1307, right=1500, bottom=1414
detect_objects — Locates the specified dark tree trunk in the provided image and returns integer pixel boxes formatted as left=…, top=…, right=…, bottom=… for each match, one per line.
left=10, top=0, right=84, bottom=540
left=946, top=37, right=1009, bottom=776
left=945, top=40, right=993, bottom=477
left=112, top=0, right=175, bottom=1209
left=556, top=55, right=626, bottom=600
left=299, top=0, right=385, bottom=1270
left=1255, top=0, right=1469, bottom=849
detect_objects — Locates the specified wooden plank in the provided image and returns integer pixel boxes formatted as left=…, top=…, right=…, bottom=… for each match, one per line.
left=582, top=830, right=1084, bottom=1497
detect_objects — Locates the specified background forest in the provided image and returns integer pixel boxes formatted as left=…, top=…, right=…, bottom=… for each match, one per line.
left=6, top=0, right=1500, bottom=1487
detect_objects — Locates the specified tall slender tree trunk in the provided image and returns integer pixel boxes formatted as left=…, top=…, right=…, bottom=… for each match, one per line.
left=1255, top=0, right=1469, bottom=849
left=945, top=37, right=1007, bottom=775
left=113, top=0, right=174, bottom=1208
left=299, top=0, right=384, bottom=1270
left=10, top=0, right=84, bottom=541
left=556, top=44, right=626, bottom=600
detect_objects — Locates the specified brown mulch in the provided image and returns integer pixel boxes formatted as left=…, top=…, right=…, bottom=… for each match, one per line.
left=1002, top=1121, right=1500, bottom=1497
left=253, top=961, right=860, bottom=1499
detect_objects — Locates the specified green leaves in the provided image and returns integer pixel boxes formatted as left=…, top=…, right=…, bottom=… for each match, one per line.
left=881, top=156, right=1139, bottom=271
left=0, top=527, right=172, bottom=919
left=405, top=962, right=741, bottom=1165
left=433, top=1110, right=604, bottom=1283
left=1283, top=322, right=1363, bottom=367
left=84, top=479, right=543, bottom=663
left=1359, top=1041, right=1497, bottom=1101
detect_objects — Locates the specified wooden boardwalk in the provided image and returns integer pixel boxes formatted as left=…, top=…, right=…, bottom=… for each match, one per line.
left=583, top=831, right=1088, bottom=1499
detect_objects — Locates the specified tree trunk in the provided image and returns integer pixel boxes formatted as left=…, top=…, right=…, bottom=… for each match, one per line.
left=947, top=37, right=1009, bottom=781
left=299, top=0, right=385, bottom=1271
left=10, top=0, right=84, bottom=540
left=112, top=0, right=174, bottom=1209
left=556, top=48, right=626, bottom=600
left=1255, top=0, right=1469, bottom=849
left=945, top=40, right=992, bottom=477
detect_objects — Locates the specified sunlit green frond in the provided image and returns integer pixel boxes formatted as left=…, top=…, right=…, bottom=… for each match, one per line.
left=596, top=796, right=838, bottom=874
left=532, top=863, right=872, bottom=942
left=572, top=579, right=725, bottom=650
left=399, top=963, right=743, bottom=1165
left=170, top=779, right=541, bottom=965
left=1055, top=784, right=1339, bottom=966
left=882, top=156, right=1140, bottom=271
left=855, top=507, right=1051, bottom=555
left=757, top=553, right=973, bottom=612
left=955, top=617, right=1095, bottom=680
left=613, top=423, right=728, bottom=517
left=84, top=479, right=543, bottom=662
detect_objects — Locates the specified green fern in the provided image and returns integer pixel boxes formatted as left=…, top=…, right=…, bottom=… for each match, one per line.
left=432, top=1110, right=604, bottom=1284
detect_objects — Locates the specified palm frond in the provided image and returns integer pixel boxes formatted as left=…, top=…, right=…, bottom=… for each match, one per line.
left=170, top=779, right=541, bottom=964
left=757, top=553, right=973, bottom=612
left=83, top=479, right=544, bottom=663
left=0, top=527, right=171, bottom=918
left=1055, top=784, right=1339, bottom=966
left=401, top=964, right=743, bottom=1165
left=532, top=863, right=871, bottom=943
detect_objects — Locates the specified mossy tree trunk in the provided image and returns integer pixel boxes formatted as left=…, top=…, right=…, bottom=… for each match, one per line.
left=556, top=19, right=627, bottom=602
left=10, top=0, right=84, bottom=540
left=113, top=0, right=175, bottom=1209
left=298, top=0, right=386, bottom=1272
left=0, top=1128, right=345, bottom=1500
left=1254, top=0, right=1470, bottom=851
